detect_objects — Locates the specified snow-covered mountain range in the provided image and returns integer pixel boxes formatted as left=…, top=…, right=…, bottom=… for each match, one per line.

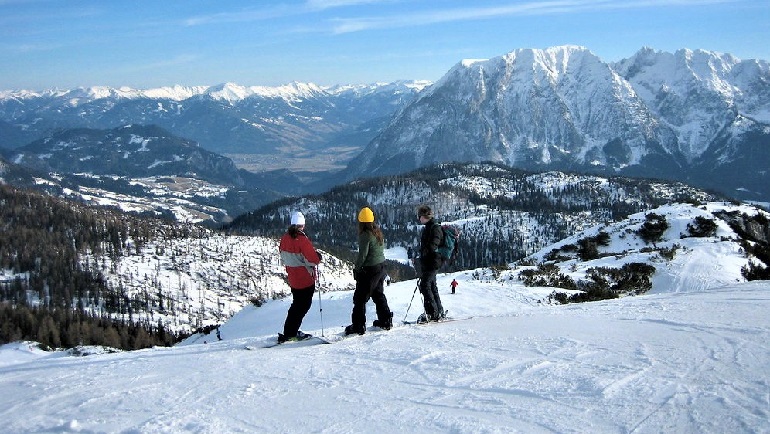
left=0, top=81, right=429, bottom=105
left=3, top=46, right=768, bottom=203
left=345, top=46, right=770, bottom=202
left=0, top=80, right=429, bottom=174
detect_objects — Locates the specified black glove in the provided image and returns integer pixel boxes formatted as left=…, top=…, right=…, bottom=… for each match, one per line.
left=353, top=270, right=362, bottom=281
left=412, top=259, right=423, bottom=278
left=315, top=250, right=323, bottom=262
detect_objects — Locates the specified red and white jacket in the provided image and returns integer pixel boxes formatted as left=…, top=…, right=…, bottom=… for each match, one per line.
left=279, top=230, right=321, bottom=289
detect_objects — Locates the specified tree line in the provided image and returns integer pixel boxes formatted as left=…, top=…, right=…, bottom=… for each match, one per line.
left=0, top=184, right=195, bottom=349
left=0, top=303, right=176, bottom=350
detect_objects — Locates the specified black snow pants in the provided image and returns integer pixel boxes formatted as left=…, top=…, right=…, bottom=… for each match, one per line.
left=283, top=285, right=315, bottom=337
left=351, top=263, right=390, bottom=328
left=419, top=268, right=444, bottom=320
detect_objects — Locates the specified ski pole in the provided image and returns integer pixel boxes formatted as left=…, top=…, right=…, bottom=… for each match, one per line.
left=403, top=279, right=420, bottom=323
left=315, top=266, right=325, bottom=337
left=317, top=287, right=325, bottom=337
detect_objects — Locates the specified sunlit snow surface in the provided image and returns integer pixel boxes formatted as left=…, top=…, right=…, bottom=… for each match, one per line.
left=1, top=271, right=768, bottom=433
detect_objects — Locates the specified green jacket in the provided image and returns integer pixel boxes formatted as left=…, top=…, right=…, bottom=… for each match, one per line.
left=354, top=231, right=385, bottom=272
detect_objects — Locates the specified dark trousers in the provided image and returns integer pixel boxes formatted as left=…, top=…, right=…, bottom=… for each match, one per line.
left=351, top=264, right=390, bottom=327
left=283, top=285, right=314, bottom=337
left=419, top=269, right=444, bottom=319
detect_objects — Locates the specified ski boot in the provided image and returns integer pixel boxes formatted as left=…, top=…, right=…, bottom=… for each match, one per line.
left=278, top=330, right=312, bottom=343
left=344, top=324, right=366, bottom=336
left=373, top=312, right=393, bottom=330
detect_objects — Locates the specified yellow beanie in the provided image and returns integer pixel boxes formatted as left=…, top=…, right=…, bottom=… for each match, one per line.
left=358, top=207, right=375, bottom=223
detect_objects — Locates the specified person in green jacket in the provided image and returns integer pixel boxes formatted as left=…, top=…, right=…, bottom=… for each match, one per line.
left=345, top=207, right=393, bottom=335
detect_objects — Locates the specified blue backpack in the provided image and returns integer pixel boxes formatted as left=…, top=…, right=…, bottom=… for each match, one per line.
left=436, top=224, right=460, bottom=265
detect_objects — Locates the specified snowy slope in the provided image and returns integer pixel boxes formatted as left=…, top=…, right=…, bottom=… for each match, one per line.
left=1, top=201, right=768, bottom=432
left=82, top=232, right=356, bottom=335
left=1, top=272, right=768, bottom=433
left=523, top=202, right=762, bottom=294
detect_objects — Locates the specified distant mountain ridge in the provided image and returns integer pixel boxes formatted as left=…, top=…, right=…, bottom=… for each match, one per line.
left=344, top=46, right=770, bottom=202
left=3, top=47, right=769, bottom=203
left=0, top=81, right=429, bottom=104
left=9, top=124, right=244, bottom=185
left=1, top=125, right=284, bottom=224
left=0, top=80, right=429, bottom=173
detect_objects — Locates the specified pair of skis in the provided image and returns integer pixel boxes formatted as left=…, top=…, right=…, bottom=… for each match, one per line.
left=249, top=314, right=468, bottom=350
left=245, top=334, right=329, bottom=350
left=249, top=323, right=392, bottom=349
left=402, top=316, right=464, bottom=325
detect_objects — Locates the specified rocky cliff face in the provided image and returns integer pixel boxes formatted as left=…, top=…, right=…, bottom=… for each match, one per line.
left=345, top=46, right=770, bottom=201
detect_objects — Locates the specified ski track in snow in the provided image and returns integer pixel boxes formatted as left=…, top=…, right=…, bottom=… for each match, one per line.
left=1, top=274, right=769, bottom=433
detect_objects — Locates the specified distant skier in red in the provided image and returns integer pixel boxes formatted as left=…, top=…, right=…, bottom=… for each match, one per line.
left=450, top=278, right=458, bottom=294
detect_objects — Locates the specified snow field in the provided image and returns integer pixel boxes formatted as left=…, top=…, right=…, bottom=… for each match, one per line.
left=1, top=274, right=768, bottom=433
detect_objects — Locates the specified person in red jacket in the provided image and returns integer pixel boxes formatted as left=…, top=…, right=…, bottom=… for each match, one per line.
left=278, top=211, right=321, bottom=343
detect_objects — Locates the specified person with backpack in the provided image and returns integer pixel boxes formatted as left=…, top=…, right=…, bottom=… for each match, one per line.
left=415, top=205, right=445, bottom=322
left=345, top=207, right=392, bottom=335
left=278, top=211, right=322, bottom=343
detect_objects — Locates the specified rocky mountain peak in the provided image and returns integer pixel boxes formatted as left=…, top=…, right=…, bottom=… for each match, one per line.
left=345, top=45, right=770, bottom=202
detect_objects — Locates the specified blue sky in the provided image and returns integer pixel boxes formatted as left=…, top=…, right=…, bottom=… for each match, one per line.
left=1, top=0, right=768, bottom=90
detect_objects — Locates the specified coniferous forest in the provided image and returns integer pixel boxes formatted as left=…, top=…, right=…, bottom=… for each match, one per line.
left=0, top=162, right=740, bottom=351
left=226, top=163, right=723, bottom=274
left=0, top=184, right=191, bottom=349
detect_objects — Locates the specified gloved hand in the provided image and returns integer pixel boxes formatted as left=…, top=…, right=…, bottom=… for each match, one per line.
left=353, top=270, right=362, bottom=281
left=412, top=260, right=422, bottom=279
left=315, top=250, right=323, bottom=262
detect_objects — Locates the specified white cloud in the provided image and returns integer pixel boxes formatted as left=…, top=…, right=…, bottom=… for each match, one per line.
left=328, top=0, right=742, bottom=34
left=305, top=0, right=395, bottom=10
left=126, top=54, right=199, bottom=73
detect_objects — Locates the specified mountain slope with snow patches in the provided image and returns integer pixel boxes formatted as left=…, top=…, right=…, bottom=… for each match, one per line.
left=2, top=201, right=768, bottom=433
left=345, top=46, right=770, bottom=202
left=521, top=201, right=765, bottom=294
left=0, top=80, right=428, bottom=174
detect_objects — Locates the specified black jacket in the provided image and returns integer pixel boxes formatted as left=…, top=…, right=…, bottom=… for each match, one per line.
left=419, top=218, right=444, bottom=271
